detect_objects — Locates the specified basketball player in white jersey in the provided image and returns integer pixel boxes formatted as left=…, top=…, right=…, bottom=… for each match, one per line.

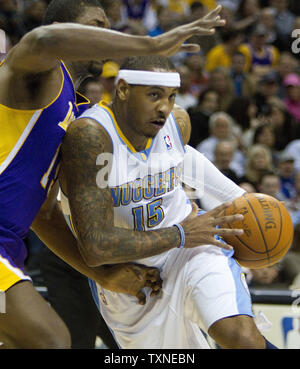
left=59, top=56, right=277, bottom=349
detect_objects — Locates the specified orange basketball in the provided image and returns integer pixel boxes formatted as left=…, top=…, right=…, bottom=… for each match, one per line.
left=223, top=193, right=294, bottom=269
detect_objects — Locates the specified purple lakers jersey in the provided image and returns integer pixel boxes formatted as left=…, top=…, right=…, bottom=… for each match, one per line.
left=0, top=61, right=90, bottom=268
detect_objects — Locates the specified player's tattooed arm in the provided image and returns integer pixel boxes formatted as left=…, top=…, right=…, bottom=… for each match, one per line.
left=172, top=104, right=191, bottom=145
left=60, top=118, right=181, bottom=267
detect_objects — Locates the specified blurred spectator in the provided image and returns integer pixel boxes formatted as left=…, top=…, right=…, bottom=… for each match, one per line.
left=239, top=181, right=256, bottom=192
left=268, top=100, right=299, bottom=151
left=248, top=264, right=289, bottom=289
left=276, top=150, right=297, bottom=199
left=103, top=0, right=127, bottom=31
left=252, top=123, right=276, bottom=156
left=208, top=67, right=235, bottom=110
left=227, top=96, right=258, bottom=134
left=0, top=0, right=25, bottom=45
left=205, top=30, right=245, bottom=72
left=234, top=0, right=259, bottom=35
left=285, top=139, right=300, bottom=172
left=281, top=223, right=300, bottom=289
left=271, top=0, right=295, bottom=50
left=188, top=88, right=219, bottom=147
left=285, top=170, right=300, bottom=215
left=78, top=78, right=102, bottom=107
left=239, top=144, right=274, bottom=189
left=175, top=64, right=198, bottom=110
left=184, top=52, right=209, bottom=98
left=275, top=52, right=299, bottom=98
left=148, top=4, right=175, bottom=36
left=252, top=71, right=280, bottom=115
left=256, top=170, right=284, bottom=199
left=98, top=60, right=120, bottom=103
left=230, top=51, right=256, bottom=97
left=283, top=73, right=300, bottom=122
left=122, top=0, right=157, bottom=31
left=22, top=0, right=47, bottom=33
left=259, top=6, right=278, bottom=45
left=239, top=23, right=280, bottom=73
left=196, top=111, right=245, bottom=176
left=213, top=139, right=240, bottom=183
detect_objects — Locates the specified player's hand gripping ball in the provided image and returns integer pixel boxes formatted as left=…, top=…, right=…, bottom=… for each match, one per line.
left=222, top=193, right=293, bottom=269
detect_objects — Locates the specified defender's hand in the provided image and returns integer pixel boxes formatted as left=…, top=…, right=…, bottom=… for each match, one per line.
left=154, top=5, right=226, bottom=56
left=98, top=263, right=162, bottom=305
left=180, top=202, right=244, bottom=250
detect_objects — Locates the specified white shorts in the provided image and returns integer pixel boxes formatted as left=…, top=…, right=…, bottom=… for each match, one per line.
left=89, top=245, right=254, bottom=349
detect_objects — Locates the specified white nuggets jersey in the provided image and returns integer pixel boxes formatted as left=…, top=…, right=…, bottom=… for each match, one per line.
left=82, top=101, right=192, bottom=268
left=62, top=102, right=253, bottom=349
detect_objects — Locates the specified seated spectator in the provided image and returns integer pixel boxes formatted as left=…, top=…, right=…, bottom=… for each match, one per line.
left=285, top=139, right=300, bottom=172
left=281, top=223, right=300, bottom=289
left=213, top=140, right=240, bottom=183
left=188, top=88, right=219, bottom=147
left=230, top=51, right=256, bottom=97
left=208, top=67, right=235, bottom=111
left=122, top=0, right=157, bottom=31
left=205, top=29, right=245, bottom=72
left=78, top=77, right=102, bottom=107
left=234, top=0, right=260, bottom=36
left=252, top=71, right=280, bottom=116
left=98, top=60, right=120, bottom=104
left=184, top=52, right=209, bottom=98
left=148, top=4, right=176, bottom=37
left=22, top=0, right=47, bottom=33
left=239, top=23, right=280, bottom=73
left=271, top=0, right=295, bottom=51
left=283, top=73, right=300, bottom=122
left=104, top=0, right=127, bottom=31
left=239, top=144, right=274, bottom=190
left=256, top=170, right=284, bottom=200
left=175, top=64, right=198, bottom=110
left=248, top=264, right=289, bottom=289
left=284, top=170, right=300, bottom=216
left=276, top=151, right=297, bottom=200
left=268, top=100, right=299, bottom=151
left=259, top=6, right=278, bottom=45
left=275, top=52, right=299, bottom=98
left=227, top=96, right=258, bottom=133
left=252, top=123, right=276, bottom=157
left=196, top=112, right=245, bottom=176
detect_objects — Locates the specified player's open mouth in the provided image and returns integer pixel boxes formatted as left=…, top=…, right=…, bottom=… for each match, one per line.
left=150, top=119, right=165, bottom=127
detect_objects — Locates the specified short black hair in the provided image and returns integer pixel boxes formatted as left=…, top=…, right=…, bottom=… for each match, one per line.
left=43, top=0, right=103, bottom=25
left=120, top=56, right=176, bottom=73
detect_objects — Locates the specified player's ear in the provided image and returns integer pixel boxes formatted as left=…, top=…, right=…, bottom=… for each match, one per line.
left=116, top=79, right=130, bottom=101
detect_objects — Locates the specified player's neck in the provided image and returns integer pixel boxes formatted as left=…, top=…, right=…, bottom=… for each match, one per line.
left=111, top=101, right=149, bottom=152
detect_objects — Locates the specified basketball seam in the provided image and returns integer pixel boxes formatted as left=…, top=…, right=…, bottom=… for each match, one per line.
left=235, top=232, right=293, bottom=266
left=243, top=194, right=271, bottom=264
left=224, top=200, right=268, bottom=254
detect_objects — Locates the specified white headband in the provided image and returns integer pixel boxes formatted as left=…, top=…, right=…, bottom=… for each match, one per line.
left=115, top=69, right=181, bottom=87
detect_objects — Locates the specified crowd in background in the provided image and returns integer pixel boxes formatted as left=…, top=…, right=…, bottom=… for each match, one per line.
left=1, top=0, right=300, bottom=290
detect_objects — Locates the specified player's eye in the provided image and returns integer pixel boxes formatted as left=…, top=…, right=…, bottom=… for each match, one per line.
left=149, top=92, right=159, bottom=99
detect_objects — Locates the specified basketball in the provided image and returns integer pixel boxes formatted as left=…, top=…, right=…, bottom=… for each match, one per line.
left=222, top=193, right=294, bottom=269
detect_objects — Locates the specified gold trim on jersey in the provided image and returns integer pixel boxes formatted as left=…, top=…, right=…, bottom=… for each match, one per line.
left=0, top=109, right=42, bottom=174
left=0, top=255, right=31, bottom=292
left=0, top=65, right=65, bottom=174
left=98, top=101, right=152, bottom=155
